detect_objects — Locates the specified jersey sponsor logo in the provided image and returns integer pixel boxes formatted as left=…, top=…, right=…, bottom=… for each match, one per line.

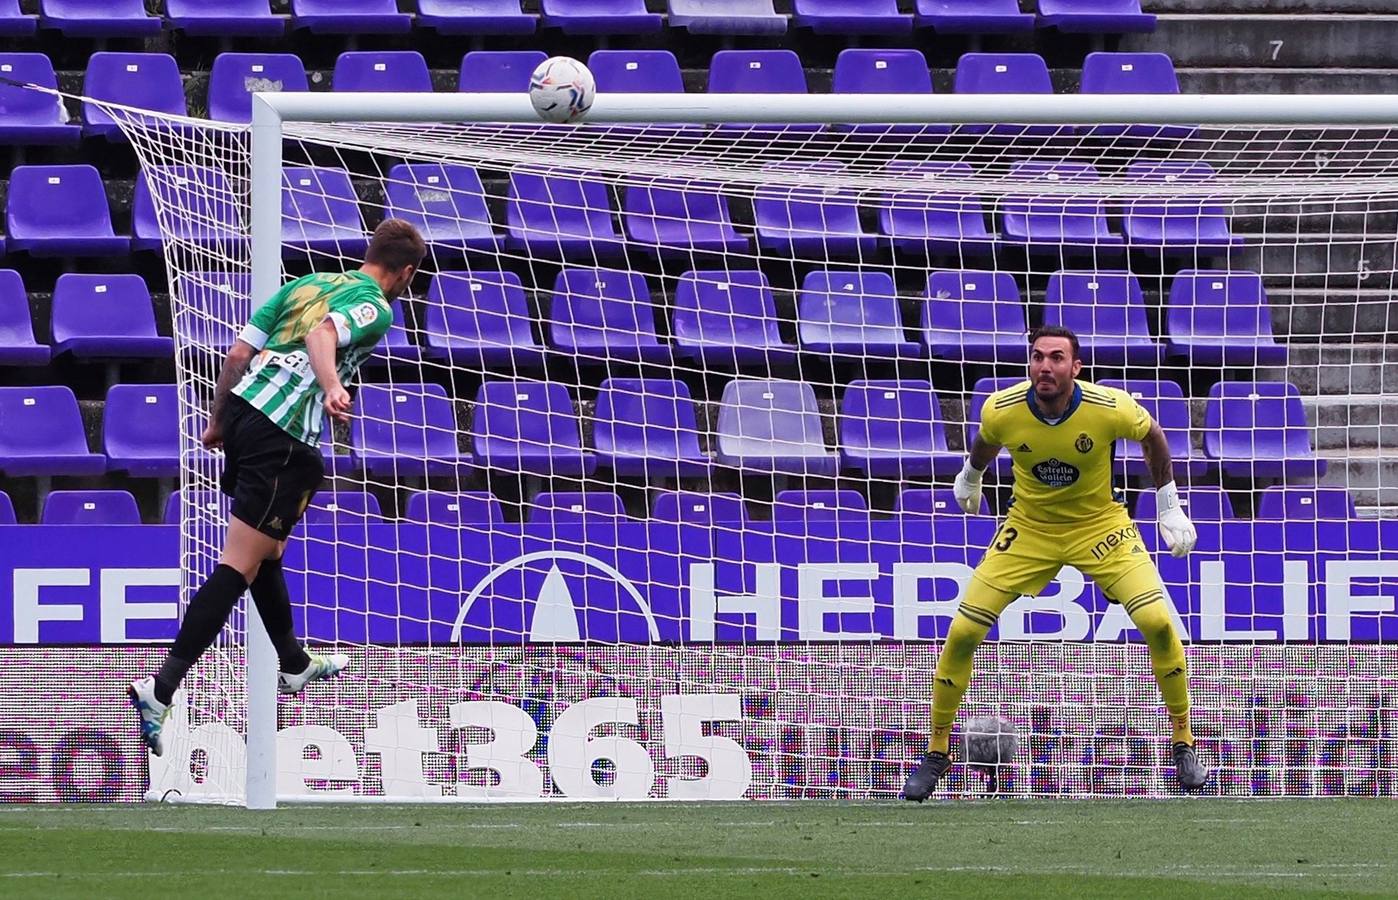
left=1014, top=443, right=1033, bottom=453
left=1090, top=524, right=1140, bottom=561
left=266, top=517, right=283, bottom=532
left=349, top=302, right=380, bottom=328
left=1075, top=432, right=1094, bottom=454
left=1031, top=457, right=1080, bottom=487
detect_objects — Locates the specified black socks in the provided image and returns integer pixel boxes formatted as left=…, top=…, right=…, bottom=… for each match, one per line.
left=154, top=564, right=247, bottom=704
left=250, top=556, right=311, bottom=675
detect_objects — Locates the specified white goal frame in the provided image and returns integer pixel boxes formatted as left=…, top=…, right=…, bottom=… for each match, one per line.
left=242, top=90, right=1398, bottom=809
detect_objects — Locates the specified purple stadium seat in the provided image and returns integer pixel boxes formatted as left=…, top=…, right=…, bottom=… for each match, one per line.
left=954, top=53, right=1056, bottom=137
left=1043, top=271, right=1160, bottom=366
left=1037, top=0, right=1155, bottom=33
left=417, top=0, right=535, bottom=34
left=773, top=489, right=869, bottom=523
left=673, top=270, right=797, bottom=367
left=82, top=53, right=187, bottom=142
left=529, top=491, right=628, bottom=524
left=1123, top=162, right=1241, bottom=252
left=1001, top=161, right=1122, bottom=251
left=540, top=0, right=661, bottom=34
left=878, top=161, right=992, bottom=254
left=302, top=492, right=383, bottom=525
left=624, top=181, right=747, bottom=255
left=1134, top=486, right=1234, bottom=521
left=175, top=272, right=250, bottom=353
left=915, top=0, right=1033, bottom=32
left=797, top=271, right=918, bottom=358
left=164, top=490, right=228, bottom=525
left=333, top=51, right=433, bottom=93
left=6, top=165, right=127, bottom=257
left=716, top=379, right=838, bottom=476
left=0, top=490, right=16, bottom=524
left=290, top=0, right=411, bottom=34
left=405, top=491, right=505, bottom=525
left=208, top=53, right=309, bottom=124
left=0, top=386, right=106, bottom=476
left=834, top=50, right=945, bottom=141
left=282, top=167, right=366, bottom=259
left=385, top=164, right=501, bottom=258
left=0, top=0, right=36, bottom=36
left=132, top=166, right=244, bottom=253
left=351, top=383, right=468, bottom=478
left=652, top=491, right=748, bottom=524
left=505, top=172, right=624, bottom=259
left=754, top=182, right=877, bottom=258
left=1256, top=486, right=1355, bottom=521
left=793, top=0, right=911, bottom=34
left=51, top=274, right=172, bottom=360
left=708, top=50, right=819, bottom=137
left=424, top=271, right=544, bottom=368
left=594, top=378, right=708, bottom=477
left=0, top=270, right=48, bottom=367
left=1098, top=379, right=1211, bottom=479
left=459, top=51, right=548, bottom=92
left=1204, top=382, right=1326, bottom=480
left=364, top=305, right=422, bottom=368
left=0, top=54, right=80, bottom=145
left=840, top=380, right=962, bottom=477
left=103, top=384, right=179, bottom=478
left=39, top=0, right=160, bottom=36
left=968, top=376, right=1024, bottom=477
left=922, top=270, right=1027, bottom=363
left=550, top=269, right=668, bottom=363
left=1166, top=270, right=1285, bottom=367
left=42, top=491, right=142, bottom=525
left=589, top=50, right=684, bottom=92
left=167, top=0, right=284, bottom=36
left=668, top=0, right=784, bottom=34
left=471, top=380, right=596, bottom=477
left=896, top=487, right=991, bottom=516
left=319, top=427, right=353, bottom=479
left=1080, top=52, right=1190, bottom=138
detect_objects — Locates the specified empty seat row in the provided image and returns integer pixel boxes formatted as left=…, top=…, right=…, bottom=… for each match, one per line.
left=3, top=483, right=1357, bottom=527
left=114, top=159, right=1238, bottom=266
left=0, top=48, right=1181, bottom=142
left=0, top=378, right=1327, bottom=483
left=0, top=0, right=1152, bottom=40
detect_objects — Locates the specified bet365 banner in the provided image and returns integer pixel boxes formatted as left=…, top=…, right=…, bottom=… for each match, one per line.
left=2, top=520, right=1395, bottom=646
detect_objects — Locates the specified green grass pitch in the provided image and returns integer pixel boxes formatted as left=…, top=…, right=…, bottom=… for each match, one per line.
left=3, top=800, right=1395, bottom=898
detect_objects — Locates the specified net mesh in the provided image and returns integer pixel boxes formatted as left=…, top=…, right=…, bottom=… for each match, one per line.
left=103, top=98, right=1397, bottom=801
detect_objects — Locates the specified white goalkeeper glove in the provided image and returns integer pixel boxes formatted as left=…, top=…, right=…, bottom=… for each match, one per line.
left=1155, top=481, right=1197, bottom=558
left=953, top=460, right=985, bottom=515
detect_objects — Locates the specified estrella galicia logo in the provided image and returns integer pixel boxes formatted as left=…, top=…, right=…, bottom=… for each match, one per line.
left=1075, top=432, right=1093, bottom=454
left=1031, top=458, right=1080, bottom=487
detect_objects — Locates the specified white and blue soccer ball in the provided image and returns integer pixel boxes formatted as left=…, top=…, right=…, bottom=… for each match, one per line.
left=529, top=56, right=595, bottom=124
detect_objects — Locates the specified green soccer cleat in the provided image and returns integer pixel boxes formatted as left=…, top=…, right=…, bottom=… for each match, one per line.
left=903, top=751, right=952, bottom=802
left=278, top=653, right=350, bottom=695
left=128, top=676, right=170, bottom=757
left=1173, top=742, right=1209, bottom=791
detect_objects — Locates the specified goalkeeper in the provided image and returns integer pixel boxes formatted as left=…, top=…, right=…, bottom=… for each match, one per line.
left=129, top=219, right=426, bottom=756
left=903, top=326, right=1208, bottom=800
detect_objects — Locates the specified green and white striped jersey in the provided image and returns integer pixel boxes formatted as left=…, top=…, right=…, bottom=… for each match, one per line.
left=231, top=270, right=393, bottom=446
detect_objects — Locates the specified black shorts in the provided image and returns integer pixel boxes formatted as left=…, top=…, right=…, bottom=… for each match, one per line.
left=219, top=395, right=324, bottom=541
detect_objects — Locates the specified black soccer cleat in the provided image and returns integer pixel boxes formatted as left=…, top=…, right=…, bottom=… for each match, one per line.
left=903, top=751, right=952, bottom=802
left=1173, top=742, right=1209, bottom=791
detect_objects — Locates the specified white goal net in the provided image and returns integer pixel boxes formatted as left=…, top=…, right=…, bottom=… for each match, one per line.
left=107, top=92, right=1397, bottom=803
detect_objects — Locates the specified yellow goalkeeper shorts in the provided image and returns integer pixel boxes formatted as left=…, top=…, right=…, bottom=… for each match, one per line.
left=971, top=505, right=1156, bottom=600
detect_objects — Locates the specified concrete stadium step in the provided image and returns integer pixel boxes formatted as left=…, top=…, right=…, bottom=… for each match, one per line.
left=1178, top=68, right=1398, bottom=94
left=1148, top=0, right=1397, bottom=12
left=1264, top=289, right=1398, bottom=340
left=1267, top=341, right=1398, bottom=394
left=1230, top=235, right=1398, bottom=289
left=1318, top=448, right=1398, bottom=510
left=1123, top=14, right=1398, bottom=68
left=1300, top=392, right=1398, bottom=451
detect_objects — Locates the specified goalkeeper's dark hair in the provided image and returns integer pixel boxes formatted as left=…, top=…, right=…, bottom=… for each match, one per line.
left=365, top=218, right=426, bottom=273
left=1029, top=325, right=1081, bottom=360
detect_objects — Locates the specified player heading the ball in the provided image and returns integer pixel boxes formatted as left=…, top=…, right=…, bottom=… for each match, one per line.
left=903, top=325, right=1208, bottom=801
left=129, top=220, right=427, bottom=757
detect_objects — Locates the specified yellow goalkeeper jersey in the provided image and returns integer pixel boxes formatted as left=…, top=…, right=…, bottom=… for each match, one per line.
left=978, top=379, right=1153, bottom=524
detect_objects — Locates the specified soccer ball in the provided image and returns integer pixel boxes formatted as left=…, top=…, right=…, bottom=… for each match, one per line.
left=964, top=715, right=1019, bottom=767
left=529, top=56, right=595, bottom=124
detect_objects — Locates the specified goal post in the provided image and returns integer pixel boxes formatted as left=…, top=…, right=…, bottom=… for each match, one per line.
left=101, top=88, right=1398, bottom=807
